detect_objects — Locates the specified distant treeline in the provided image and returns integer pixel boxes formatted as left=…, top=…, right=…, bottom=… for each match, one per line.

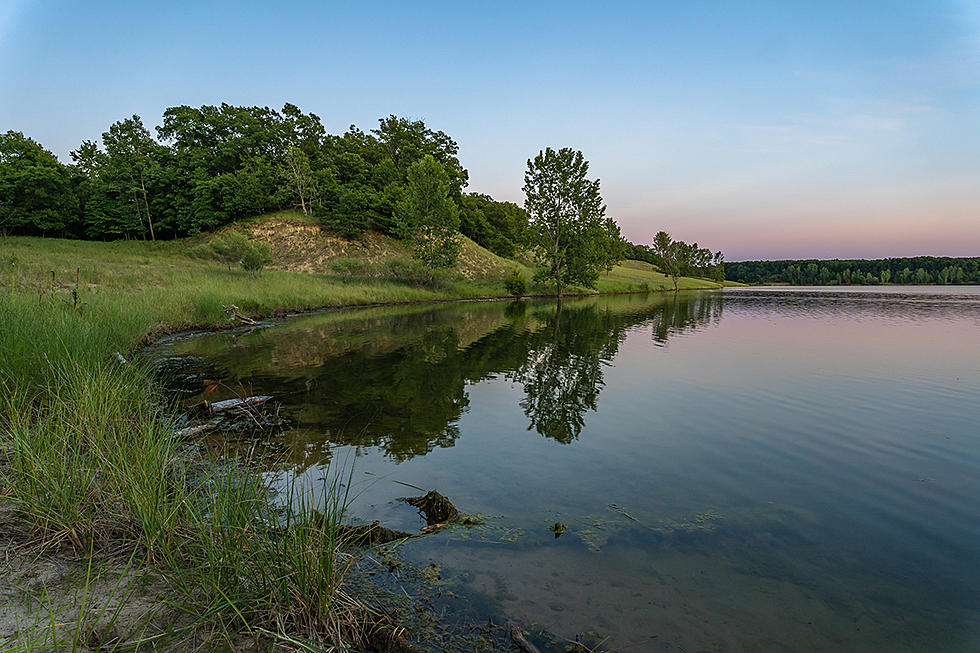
left=0, top=104, right=527, bottom=257
left=726, top=258, right=980, bottom=285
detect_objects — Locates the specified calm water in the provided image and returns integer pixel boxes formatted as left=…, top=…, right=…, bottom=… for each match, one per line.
left=151, top=287, right=980, bottom=652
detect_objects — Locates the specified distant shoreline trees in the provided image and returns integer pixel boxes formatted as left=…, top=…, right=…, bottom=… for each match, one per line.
left=725, top=258, right=980, bottom=285
left=650, top=231, right=725, bottom=289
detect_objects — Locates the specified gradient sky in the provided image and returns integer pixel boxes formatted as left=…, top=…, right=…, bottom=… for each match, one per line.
left=1, top=1, right=977, bottom=259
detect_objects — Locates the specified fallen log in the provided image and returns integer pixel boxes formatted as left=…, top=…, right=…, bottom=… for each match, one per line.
left=222, top=304, right=259, bottom=325
left=509, top=625, right=541, bottom=653
left=207, top=395, right=272, bottom=414
left=175, top=419, right=221, bottom=439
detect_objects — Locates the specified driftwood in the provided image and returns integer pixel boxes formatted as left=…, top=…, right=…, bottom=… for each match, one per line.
left=175, top=419, right=221, bottom=439
left=207, top=395, right=272, bottom=414
left=340, top=521, right=418, bottom=545
left=222, top=304, right=259, bottom=325
left=509, top=625, right=541, bottom=653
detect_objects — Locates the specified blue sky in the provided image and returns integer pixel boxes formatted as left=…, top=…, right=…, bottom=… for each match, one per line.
left=1, top=1, right=977, bottom=259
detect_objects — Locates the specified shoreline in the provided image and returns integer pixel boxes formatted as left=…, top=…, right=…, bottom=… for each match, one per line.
left=136, top=284, right=723, bottom=348
left=0, top=241, right=721, bottom=651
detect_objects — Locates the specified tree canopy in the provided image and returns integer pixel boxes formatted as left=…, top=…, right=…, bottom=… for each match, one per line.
left=397, top=155, right=461, bottom=268
left=1, top=105, right=650, bottom=288
left=0, top=105, right=483, bottom=242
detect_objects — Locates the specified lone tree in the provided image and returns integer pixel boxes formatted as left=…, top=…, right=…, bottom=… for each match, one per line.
left=523, top=147, right=610, bottom=297
left=653, top=231, right=680, bottom=291
left=397, top=155, right=460, bottom=268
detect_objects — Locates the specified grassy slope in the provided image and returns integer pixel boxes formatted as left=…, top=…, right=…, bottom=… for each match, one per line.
left=2, top=211, right=718, bottom=336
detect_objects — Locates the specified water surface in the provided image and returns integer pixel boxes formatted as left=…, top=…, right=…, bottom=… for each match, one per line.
left=152, top=287, right=980, bottom=652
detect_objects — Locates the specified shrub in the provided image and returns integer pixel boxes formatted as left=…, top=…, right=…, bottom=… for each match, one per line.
left=329, top=257, right=369, bottom=277
left=208, top=231, right=272, bottom=276
left=240, top=240, right=272, bottom=276
left=504, top=269, right=527, bottom=296
left=381, top=257, right=453, bottom=288
left=186, top=243, right=214, bottom=260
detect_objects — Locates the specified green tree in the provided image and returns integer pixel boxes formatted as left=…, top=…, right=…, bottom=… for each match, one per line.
left=523, top=147, right=609, bottom=297
left=652, top=231, right=680, bottom=291
left=100, top=115, right=165, bottom=240
left=281, top=146, right=315, bottom=215
left=459, top=192, right=529, bottom=257
left=397, top=155, right=460, bottom=268
left=372, top=115, right=468, bottom=195
left=0, top=131, right=78, bottom=235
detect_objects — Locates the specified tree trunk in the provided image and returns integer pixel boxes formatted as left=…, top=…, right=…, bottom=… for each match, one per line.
left=140, top=173, right=155, bottom=241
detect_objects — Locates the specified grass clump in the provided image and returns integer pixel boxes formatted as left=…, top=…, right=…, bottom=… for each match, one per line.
left=167, top=468, right=364, bottom=649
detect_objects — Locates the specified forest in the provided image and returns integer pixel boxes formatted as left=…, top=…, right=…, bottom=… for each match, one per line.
left=0, top=104, right=528, bottom=258
left=0, top=102, right=736, bottom=292
left=726, top=257, right=980, bottom=285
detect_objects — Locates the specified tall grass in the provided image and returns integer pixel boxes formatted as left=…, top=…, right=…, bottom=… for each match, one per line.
left=0, top=288, right=360, bottom=648
left=165, top=467, right=362, bottom=648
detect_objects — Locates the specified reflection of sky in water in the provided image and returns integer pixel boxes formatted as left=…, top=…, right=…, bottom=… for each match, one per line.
left=153, top=287, right=980, bottom=652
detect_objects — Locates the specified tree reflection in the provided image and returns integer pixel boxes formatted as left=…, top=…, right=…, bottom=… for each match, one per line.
left=651, top=291, right=723, bottom=346
left=509, top=302, right=627, bottom=443
left=163, top=292, right=723, bottom=464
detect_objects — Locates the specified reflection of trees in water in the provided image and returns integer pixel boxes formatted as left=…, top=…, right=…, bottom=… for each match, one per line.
left=508, top=303, right=628, bottom=443
left=651, top=292, right=723, bottom=346
left=170, top=293, right=723, bottom=466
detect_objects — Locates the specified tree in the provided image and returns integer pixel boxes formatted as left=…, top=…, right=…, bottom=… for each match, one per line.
left=711, top=251, right=726, bottom=282
left=599, top=218, right=625, bottom=273
left=523, top=147, right=608, bottom=297
left=281, top=146, right=315, bottom=215
left=101, top=116, right=163, bottom=240
left=397, top=155, right=460, bottom=268
left=459, top=192, right=529, bottom=257
left=372, top=115, right=468, bottom=195
left=652, top=231, right=680, bottom=291
left=0, top=131, right=78, bottom=235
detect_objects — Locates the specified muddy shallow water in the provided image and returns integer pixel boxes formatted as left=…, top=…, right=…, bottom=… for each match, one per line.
left=149, top=287, right=980, bottom=652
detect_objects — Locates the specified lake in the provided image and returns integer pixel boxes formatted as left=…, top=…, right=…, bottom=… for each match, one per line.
left=151, top=287, right=980, bottom=652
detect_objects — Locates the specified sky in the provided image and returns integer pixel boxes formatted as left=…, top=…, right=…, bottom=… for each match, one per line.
left=1, top=0, right=977, bottom=260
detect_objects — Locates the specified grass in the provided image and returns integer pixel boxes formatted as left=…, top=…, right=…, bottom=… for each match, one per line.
left=0, top=286, right=363, bottom=649
left=0, top=221, right=721, bottom=649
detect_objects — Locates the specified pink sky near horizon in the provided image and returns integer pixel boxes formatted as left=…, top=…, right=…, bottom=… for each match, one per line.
left=615, top=180, right=980, bottom=260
